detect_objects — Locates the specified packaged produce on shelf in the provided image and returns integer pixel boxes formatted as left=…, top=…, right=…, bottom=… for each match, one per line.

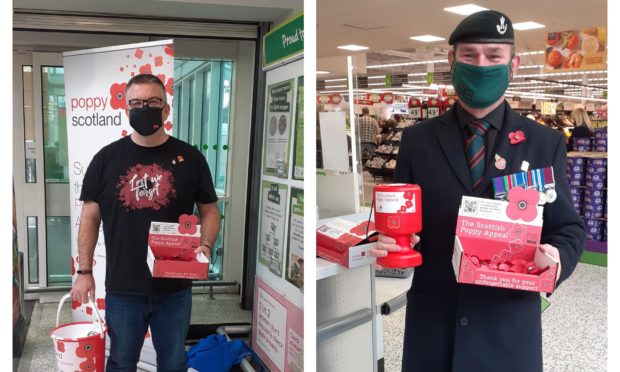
left=376, top=144, right=396, bottom=154
left=366, top=156, right=387, bottom=169
left=384, top=159, right=397, bottom=169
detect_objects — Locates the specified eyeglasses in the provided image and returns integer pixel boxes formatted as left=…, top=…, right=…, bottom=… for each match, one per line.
left=128, top=97, right=166, bottom=109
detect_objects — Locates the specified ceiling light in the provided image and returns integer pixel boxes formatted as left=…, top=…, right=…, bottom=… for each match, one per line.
left=367, top=59, right=448, bottom=69
left=410, top=35, right=445, bottom=42
left=513, top=22, right=545, bottom=30
left=317, top=71, right=330, bottom=75
left=444, top=4, right=488, bottom=16
left=337, top=44, right=369, bottom=51
left=325, top=78, right=347, bottom=82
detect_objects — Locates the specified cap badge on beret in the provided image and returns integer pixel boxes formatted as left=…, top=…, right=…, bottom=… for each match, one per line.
left=497, top=16, right=508, bottom=35
left=448, top=10, right=514, bottom=45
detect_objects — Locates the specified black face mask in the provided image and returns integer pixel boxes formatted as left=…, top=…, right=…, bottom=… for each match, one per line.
left=129, top=107, right=163, bottom=136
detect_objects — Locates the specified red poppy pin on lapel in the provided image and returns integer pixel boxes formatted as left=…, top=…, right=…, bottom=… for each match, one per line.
left=509, top=130, right=526, bottom=144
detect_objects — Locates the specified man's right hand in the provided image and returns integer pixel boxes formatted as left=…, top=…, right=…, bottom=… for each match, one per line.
left=369, top=233, right=421, bottom=271
left=71, top=273, right=96, bottom=304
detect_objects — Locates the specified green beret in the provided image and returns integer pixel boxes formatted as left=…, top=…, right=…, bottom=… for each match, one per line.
left=449, top=10, right=514, bottom=45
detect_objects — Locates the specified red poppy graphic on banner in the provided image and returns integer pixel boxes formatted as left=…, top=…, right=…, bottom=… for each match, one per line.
left=117, top=163, right=176, bottom=210
left=154, top=55, right=164, bottom=67
left=165, top=77, right=174, bottom=96
left=110, top=82, right=127, bottom=110
left=165, top=44, right=174, bottom=56
left=139, top=63, right=153, bottom=75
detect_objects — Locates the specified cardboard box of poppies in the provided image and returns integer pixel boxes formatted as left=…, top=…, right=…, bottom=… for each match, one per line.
left=146, top=215, right=209, bottom=279
left=452, top=190, right=559, bottom=293
left=317, top=214, right=377, bottom=269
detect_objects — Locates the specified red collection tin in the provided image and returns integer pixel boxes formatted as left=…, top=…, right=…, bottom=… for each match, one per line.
left=373, top=184, right=423, bottom=268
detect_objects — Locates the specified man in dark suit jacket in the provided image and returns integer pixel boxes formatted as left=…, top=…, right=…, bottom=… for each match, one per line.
left=370, top=10, right=585, bottom=372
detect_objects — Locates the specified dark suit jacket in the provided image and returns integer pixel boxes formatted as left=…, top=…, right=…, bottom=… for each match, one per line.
left=395, top=102, right=585, bottom=372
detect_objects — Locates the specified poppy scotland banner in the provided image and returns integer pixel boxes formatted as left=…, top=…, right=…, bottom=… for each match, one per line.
left=63, top=40, right=175, bottom=366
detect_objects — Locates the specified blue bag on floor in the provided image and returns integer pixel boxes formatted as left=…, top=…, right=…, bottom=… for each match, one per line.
left=186, top=334, right=253, bottom=372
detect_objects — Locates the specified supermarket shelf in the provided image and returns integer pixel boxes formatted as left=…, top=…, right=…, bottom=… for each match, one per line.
left=585, top=240, right=607, bottom=254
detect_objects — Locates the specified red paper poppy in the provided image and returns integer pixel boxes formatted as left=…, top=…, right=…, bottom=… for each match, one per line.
left=154, top=55, right=164, bottom=67
left=121, top=129, right=128, bottom=137
left=509, top=130, right=526, bottom=144
left=164, top=121, right=173, bottom=131
left=139, top=63, right=152, bottom=75
left=178, top=214, right=198, bottom=235
left=110, top=82, right=127, bottom=110
left=506, top=187, right=540, bottom=222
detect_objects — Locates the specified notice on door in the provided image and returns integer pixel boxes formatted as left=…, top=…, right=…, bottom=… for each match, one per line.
left=263, top=79, right=294, bottom=178
left=286, top=188, right=304, bottom=290
left=292, top=76, right=304, bottom=180
left=253, top=276, right=304, bottom=372
left=259, top=181, right=288, bottom=277
left=255, top=286, right=287, bottom=370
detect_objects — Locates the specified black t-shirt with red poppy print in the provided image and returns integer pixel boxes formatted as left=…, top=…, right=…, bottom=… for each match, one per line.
left=80, top=135, right=218, bottom=295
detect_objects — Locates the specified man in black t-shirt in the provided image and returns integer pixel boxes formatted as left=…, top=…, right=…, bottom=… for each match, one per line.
left=71, top=74, right=220, bottom=372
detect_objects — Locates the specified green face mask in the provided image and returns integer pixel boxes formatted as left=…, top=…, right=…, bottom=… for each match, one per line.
left=451, top=61, right=511, bottom=109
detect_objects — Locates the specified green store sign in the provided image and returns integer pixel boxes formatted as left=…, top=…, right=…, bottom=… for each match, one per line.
left=263, top=13, right=304, bottom=70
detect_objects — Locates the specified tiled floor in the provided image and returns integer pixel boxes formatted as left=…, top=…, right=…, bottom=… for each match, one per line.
left=14, top=293, right=252, bottom=372
left=381, top=262, right=608, bottom=371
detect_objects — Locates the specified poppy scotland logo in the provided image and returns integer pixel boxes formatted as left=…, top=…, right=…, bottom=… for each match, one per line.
left=387, top=215, right=401, bottom=229
left=178, top=214, right=198, bottom=235
left=509, top=130, right=526, bottom=144
left=506, top=187, right=539, bottom=222
left=109, top=82, right=127, bottom=110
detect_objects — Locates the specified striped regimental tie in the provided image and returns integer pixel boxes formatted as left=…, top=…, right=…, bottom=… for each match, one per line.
left=465, top=119, right=491, bottom=191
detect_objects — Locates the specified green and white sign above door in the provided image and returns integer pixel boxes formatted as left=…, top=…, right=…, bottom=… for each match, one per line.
left=263, top=13, right=304, bottom=70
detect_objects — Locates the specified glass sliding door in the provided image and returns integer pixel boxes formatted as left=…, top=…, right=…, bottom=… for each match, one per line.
left=173, top=59, right=233, bottom=279
left=41, top=65, right=72, bottom=285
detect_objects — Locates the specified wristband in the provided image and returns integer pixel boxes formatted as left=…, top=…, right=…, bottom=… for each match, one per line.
left=77, top=269, right=93, bottom=275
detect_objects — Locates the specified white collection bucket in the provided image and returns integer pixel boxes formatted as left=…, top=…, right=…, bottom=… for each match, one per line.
left=50, top=293, right=107, bottom=372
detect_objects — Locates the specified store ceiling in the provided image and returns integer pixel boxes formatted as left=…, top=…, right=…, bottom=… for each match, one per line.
left=317, top=0, right=607, bottom=100
left=14, top=0, right=302, bottom=23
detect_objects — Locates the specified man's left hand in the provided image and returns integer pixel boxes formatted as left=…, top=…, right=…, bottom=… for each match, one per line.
left=194, top=245, right=212, bottom=259
left=538, top=244, right=561, bottom=282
